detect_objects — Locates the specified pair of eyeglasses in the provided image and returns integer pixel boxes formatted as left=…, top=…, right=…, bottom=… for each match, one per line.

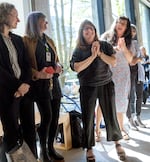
left=83, top=26, right=94, bottom=31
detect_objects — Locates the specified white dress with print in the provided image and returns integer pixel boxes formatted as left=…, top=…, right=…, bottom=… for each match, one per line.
left=111, top=50, right=131, bottom=113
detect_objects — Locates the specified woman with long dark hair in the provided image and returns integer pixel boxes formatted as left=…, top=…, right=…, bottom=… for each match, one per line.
left=101, top=16, right=139, bottom=138
left=70, top=19, right=126, bottom=161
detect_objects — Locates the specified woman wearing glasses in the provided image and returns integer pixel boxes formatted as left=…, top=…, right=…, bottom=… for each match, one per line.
left=70, top=19, right=126, bottom=161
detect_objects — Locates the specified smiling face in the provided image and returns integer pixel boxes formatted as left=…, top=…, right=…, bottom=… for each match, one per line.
left=82, top=24, right=96, bottom=44
left=115, top=19, right=128, bottom=37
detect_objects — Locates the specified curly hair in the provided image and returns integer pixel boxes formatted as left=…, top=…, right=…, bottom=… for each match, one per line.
left=102, top=16, right=132, bottom=49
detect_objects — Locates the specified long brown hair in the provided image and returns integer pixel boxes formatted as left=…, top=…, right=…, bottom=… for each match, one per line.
left=76, top=19, right=99, bottom=50
left=25, top=11, right=46, bottom=39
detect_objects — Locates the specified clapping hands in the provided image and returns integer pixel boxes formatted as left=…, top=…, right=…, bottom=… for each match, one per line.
left=91, top=41, right=100, bottom=58
left=117, top=37, right=126, bottom=50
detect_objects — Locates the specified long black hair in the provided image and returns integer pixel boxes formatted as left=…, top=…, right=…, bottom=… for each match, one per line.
left=102, top=16, right=132, bottom=48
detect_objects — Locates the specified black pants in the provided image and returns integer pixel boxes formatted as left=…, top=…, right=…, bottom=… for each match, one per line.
left=145, top=71, right=149, bottom=81
left=20, top=97, right=37, bottom=158
left=24, top=96, right=61, bottom=152
left=0, top=97, right=22, bottom=153
left=48, top=98, right=61, bottom=149
left=80, top=81, right=122, bottom=149
left=0, top=140, right=7, bottom=162
left=36, top=97, right=61, bottom=156
left=127, top=67, right=138, bottom=119
left=131, top=82, right=143, bottom=116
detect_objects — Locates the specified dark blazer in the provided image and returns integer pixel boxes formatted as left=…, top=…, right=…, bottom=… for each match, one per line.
left=0, top=32, right=31, bottom=100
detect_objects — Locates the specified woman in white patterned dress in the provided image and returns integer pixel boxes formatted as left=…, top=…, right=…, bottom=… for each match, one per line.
left=101, top=16, right=134, bottom=140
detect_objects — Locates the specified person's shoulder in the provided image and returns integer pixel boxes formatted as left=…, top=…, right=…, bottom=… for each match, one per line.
left=23, top=35, right=29, bottom=39
left=99, top=40, right=112, bottom=47
left=72, top=47, right=82, bottom=57
left=45, top=34, right=54, bottom=44
left=99, top=40, right=108, bottom=44
left=131, top=39, right=140, bottom=49
left=10, top=32, right=24, bottom=45
left=100, top=31, right=111, bottom=40
left=23, top=35, right=37, bottom=44
left=23, top=35, right=29, bottom=41
left=10, top=32, right=22, bottom=40
left=99, top=40, right=115, bottom=54
left=131, top=39, right=138, bottom=46
left=131, top=39, right=138, bottom=43
left=73, top=47, right=81, bottom=53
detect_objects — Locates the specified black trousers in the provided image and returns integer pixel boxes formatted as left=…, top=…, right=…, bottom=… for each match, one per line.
left=128, top=81, right=143, bottom=117
left=129, top=81, right=143, bottom=116
left=48, top=98, right=61, bottom=148
left=80, top=81, right=122, bottom=149
left=20, top=96, right=37, bottom=158
left=0, top=140, right=7, bottom=162
left=23, top=95, right=61, bottom=153
left=36, top=97, right=61, bottom=157
left=135, top=82, right=143, bottom=116
left=127, top=67, right=138, bottom=119
left=0, top=97, right=22, bottom=153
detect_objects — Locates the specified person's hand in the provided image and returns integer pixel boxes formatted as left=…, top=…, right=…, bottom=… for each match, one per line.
left=14, top=91, right=21, bottom=98
left=34, top=67, right=53, bottom=79
left=117, top=37, right=126, bottom=50
left=45, top=66, right=55, bottom=74
left=113, top=46, right=120, bottom=51
left=14, top=83, right=30, bottom=97
left=91, top=41, right=100, bottom=58
left=55, top=63, right=63, bottom=74
left=131, top=56, right=142, bottom=65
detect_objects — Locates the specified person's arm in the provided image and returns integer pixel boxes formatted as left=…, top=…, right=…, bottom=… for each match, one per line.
left=130, top=56, right=142, bottom=65
left=129, top=40, right=142, bottom=65
left=0, top=35, right=22, bottom=90
left=74, top=41, right=99, bottom=73
left=74, top=55, right=96, bottom=73
left=98, top=41, right=116, bottom=67
left=118, top=38, right=133, bottom=63
left=98, top=52, right=116, bottom=67
left=0, top=65, right=22, bottom=90
left=55, top=62, right=63, bottom=74
left=122, top=46, right=133, bottom=64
